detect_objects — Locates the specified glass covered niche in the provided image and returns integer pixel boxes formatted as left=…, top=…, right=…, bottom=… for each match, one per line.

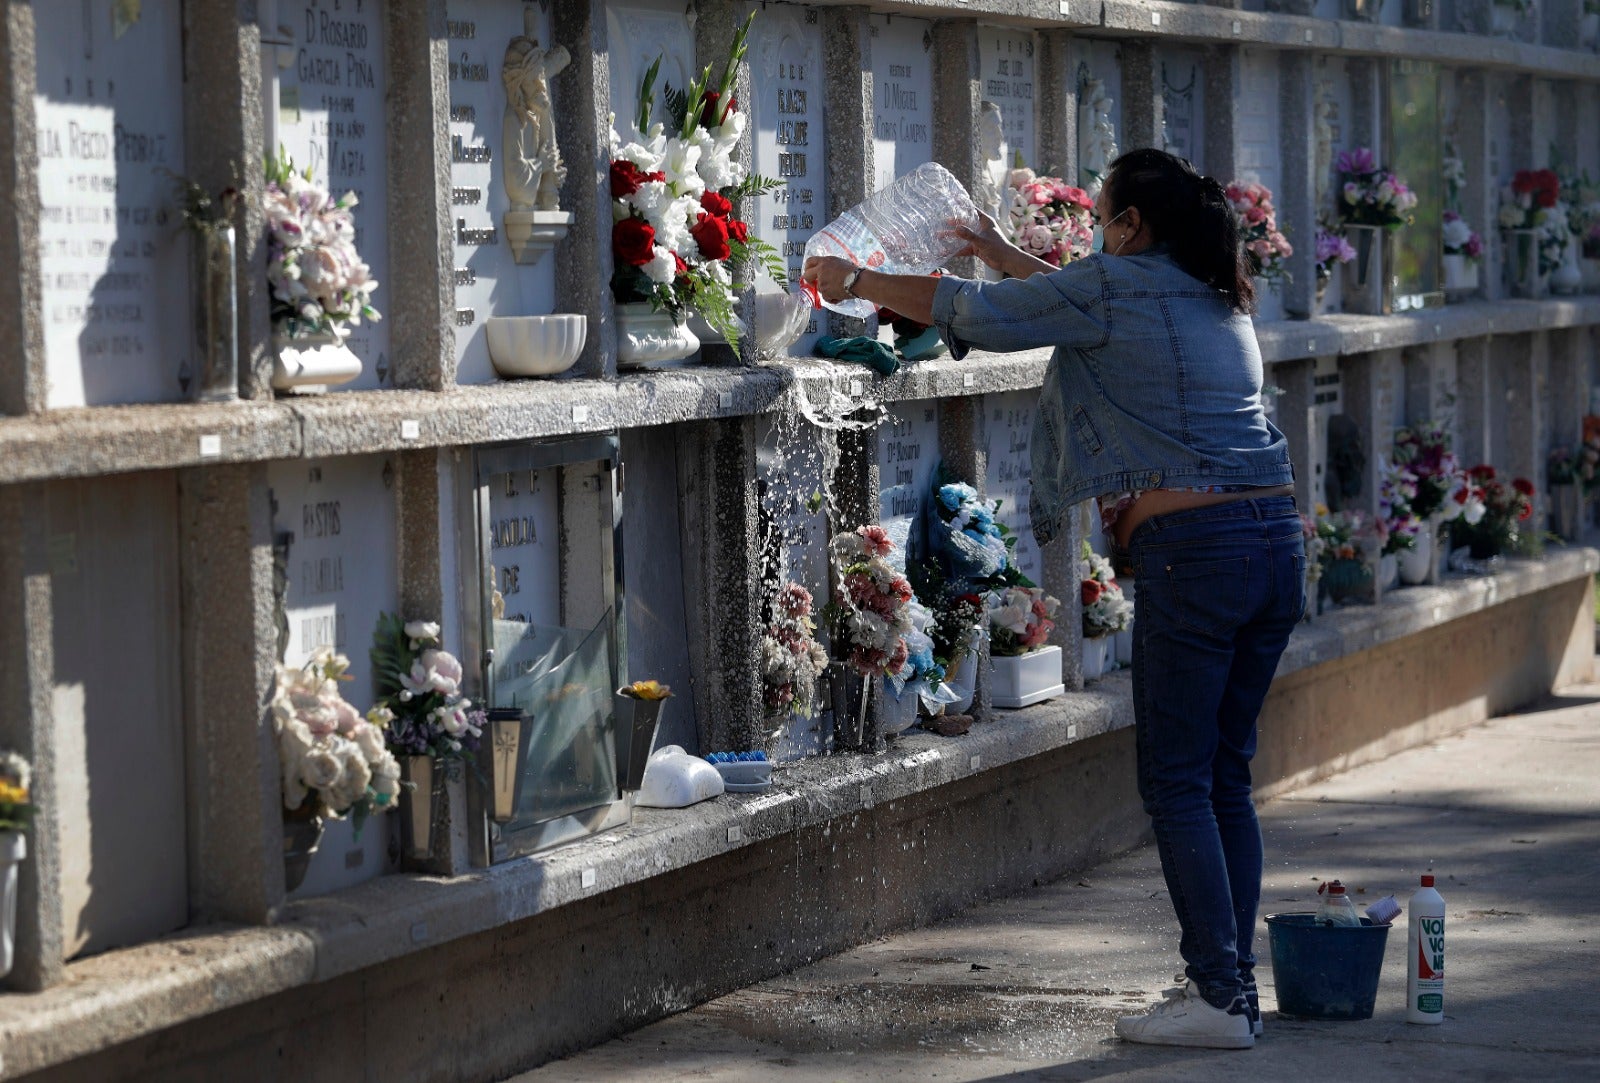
left=1388, top=59, right=1444, bottom=310
left=461, top=434, right=630, bottom=865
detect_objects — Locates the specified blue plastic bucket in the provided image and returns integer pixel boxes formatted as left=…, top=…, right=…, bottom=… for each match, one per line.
left=1266, top=913, right=1391, bottom=1020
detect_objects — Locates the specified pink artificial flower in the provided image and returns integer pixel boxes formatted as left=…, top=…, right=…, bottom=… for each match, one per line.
left=856, top=525, right=893, bottom=557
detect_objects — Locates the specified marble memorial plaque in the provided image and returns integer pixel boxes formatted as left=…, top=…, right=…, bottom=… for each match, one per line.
left=869, top=15, right=933, bottom=192
left=34, top=0, right=190, bottom=408
left=606, top=2, right=695, bottom=140
left=1160, top=49, right=1204, bottom=170
left=277, top=0, right=391, bottom=390
left=877, top=400, right=940, bottom=572
left=484, top=465, right=561, bottom=631
left=270, top=455, right=399, bottom=696
left=748, top=4, right=826, bottom=354
left=982, top=391, right=1042, bottom=588
left=1237, top=49, right=1283, bottom=322
left=446, top=1, right=558, bottom=384
left=979, top=27, right=1036, bottom=171
left=756, top=416, right=830, bottom=601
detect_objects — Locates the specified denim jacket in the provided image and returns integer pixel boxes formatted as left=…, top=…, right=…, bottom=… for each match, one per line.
left=930, top=246, right=1294, bottom=546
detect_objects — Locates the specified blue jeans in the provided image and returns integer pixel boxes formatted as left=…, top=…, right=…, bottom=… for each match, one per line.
left=1127, top=495, right=1305, bottom=1010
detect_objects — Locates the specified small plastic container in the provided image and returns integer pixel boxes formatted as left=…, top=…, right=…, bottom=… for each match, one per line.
left=704, top=753, right=773, bottom=793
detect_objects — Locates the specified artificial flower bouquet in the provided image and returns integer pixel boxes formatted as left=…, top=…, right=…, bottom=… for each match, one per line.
left=893, top=598, right=962, bottom=714
left=1079, top=543, right=1132, bottom=639
left=271, top=648, right=401, bottom=827
left=1499, top=168, right=1570, bottom=276
left=1314, top=226, right=1356, bottom=293
left=370, top=614, right=484, bottom=763
left=1336, top=148, right=1419, bottom=230
left=760, top=581, right=830, bottom=720
left=1560, top=170, right=1600, bottom=260
left=0, top=752, right=33, bottom=834
left=1379, top=461, right=1424, bottom=556
left=1393, top=423, right=1477, bottom=523
left=828, top=526, right=915, bottom=679
left=1442, top=211, right=1485, bottom=264
left=987, top=585, right=1061, bottom=656
left=1227, top=180, right=1294, bottom=285
left=608, top=13, right=784, bottom=347
left=1006, top=167, right=1095, bottom=267
left=1451, top=466, right=1534, bottom=558
left=1311, top=504, right=1378, bottom=605
left=264, top=152, right=381, bottom=340
left=931, top=478, right=1017, bottom=593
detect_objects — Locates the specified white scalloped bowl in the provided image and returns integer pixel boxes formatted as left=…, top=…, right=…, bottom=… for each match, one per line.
left=486, top=314, right=587, bottom=378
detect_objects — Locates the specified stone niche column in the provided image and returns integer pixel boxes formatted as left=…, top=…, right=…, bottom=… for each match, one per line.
left=184, top=0, right=273, bottom=399
left=936, top=398, right=997, bottom=716
left=1119, top=43, right=1164, bottom=153
left=1547, top=328, right=1588, bottom=458
left=1403, top=341, right=1458, bottom=427
left=0, top=4, right=46, bottom=414
left=384, top=0, right=455, bottom=389
left=1454, top=336, right=1493, bottom=466
left=1274, top=358, right=1319, bottom=509
left=552, top=0, right=616, bottom=378
left=1338, top=349, right=1403, bottom=509
left=1452, top=71, right=1496, bottom=300
left=1278, top=51, right=1317, bottom=319
left=0, top=485, right=60, bottom=989
left=676, top=419, right=765, bottom=752
left=821, top=6, right=875, bottom=341
left=1035, top=29, right=1077, bottom=181
left=177, top=465, right=287, bottom=925
left=1541, top=0, right=1584, bottom=48
left=1499, top=332, right=1550, bottom=525
left=930, top=21, right=982, bottom=281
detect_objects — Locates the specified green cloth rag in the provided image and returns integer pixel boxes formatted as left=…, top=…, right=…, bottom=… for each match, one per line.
left=814, top=335, right=900, bottom=377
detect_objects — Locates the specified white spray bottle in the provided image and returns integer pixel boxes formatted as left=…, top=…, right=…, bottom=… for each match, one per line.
left=1406, top=874, right=1446, bottom=1024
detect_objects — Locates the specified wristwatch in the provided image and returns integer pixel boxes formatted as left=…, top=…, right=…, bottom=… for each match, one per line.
left=841, top=267, right=864, bottom=298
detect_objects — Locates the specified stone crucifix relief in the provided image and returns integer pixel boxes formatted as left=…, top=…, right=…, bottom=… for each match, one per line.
left=501, top=9, right=570, bottom=213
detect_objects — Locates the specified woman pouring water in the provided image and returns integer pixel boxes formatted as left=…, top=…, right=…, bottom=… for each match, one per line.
left=803, top=148, right=1302, bottom=1051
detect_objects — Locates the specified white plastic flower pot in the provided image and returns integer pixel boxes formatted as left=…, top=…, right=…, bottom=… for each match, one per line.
left=1379, top=553, right=1399, bottom=591
left=1079, top=636, right=1108, bottom=682
left=1114, top=628, right=1133, bottom=668
left=1442, top=253, right=1479, bottom=294
left=615, top=302, right=700, bottom=367
left=0, top=830, right=23, bottom=980
left=1552, top=243, right=1584, bottom=296
left=879, top=679, right=920, bottom=737
left=1397, top=529, right=1434, bottom=585
left=992, top=645, right=1066, bottom=708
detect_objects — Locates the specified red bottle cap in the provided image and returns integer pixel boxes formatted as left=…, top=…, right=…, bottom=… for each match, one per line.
left=1421, top=875, right=1434, bottom=887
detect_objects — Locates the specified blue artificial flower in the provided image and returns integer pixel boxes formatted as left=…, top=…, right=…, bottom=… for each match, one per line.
left=938, top=482, right=978, bottom=512
left=970, top=504, right=995, bottom=529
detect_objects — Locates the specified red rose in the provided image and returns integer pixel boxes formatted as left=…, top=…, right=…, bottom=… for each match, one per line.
left=1081, top=580, right=1104, bottom=606
left=690, top=212, right=731, bottom=262
left=609, top=160, right=662, bottom=199
left=1512, top=170, right=1535, bottom=195
left=1512, top=477, right=1535, bottom=497
left=1469, top=464, right=1497, bottom=482
left=612, top=217, right=656, bottom=267
left=701, top=91, right=736, bottom=126
left=727, top=218, right=749, bottom=244
left=701, top=190, right=733, bottom=219
left=673, top=253, right=688, bottom=277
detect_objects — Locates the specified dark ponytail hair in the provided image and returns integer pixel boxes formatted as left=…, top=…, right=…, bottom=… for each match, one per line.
left=1104, top=148, right=1256, bottom=315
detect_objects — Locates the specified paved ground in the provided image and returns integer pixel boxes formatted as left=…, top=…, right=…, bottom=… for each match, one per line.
left=513, top=680, right=1600, bottom=1082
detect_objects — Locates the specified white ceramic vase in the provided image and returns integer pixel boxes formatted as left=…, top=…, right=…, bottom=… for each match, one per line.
left=0, top=830, right=24, bottom=980
left=1080, top=637, right=1109, bottom=682
left=1552, top=242, right=1585, bottom=296
left=1397, top=529, right=1434, bottom=585
left=1379, top=553, right=1399, bottom=591
left=271, top=331, right=363, bottom=393
left=1442, top=253, right=1479, bottom=293
left=879, top=679, right=921, bottom=737
left=486, top=315, right=587, bottom=378
left=615, top=302, right=700, bottom=367
left=991, top=645, right=1066, bottom=709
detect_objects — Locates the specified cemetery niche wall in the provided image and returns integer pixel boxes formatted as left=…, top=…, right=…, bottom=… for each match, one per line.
left=0, top=6, right=1598, bottom=1078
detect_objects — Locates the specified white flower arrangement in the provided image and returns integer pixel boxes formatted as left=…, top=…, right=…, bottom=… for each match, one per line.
left=271, top=648, right=400, bottom=823
left=1078, top=545, right=1132, bottom=639
left=264, top=153, right=381, bottom=341
left=371, top=613, right=484, bottom=762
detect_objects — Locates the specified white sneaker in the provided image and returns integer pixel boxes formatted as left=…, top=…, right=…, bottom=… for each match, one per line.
left=1115, top=980, right=1256, bottom=1050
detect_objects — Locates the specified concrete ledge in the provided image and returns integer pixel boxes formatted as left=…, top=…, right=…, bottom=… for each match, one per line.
left=2, top=547, right=1594, bottom=1079
left=2, top=298, right=1598, bottom=484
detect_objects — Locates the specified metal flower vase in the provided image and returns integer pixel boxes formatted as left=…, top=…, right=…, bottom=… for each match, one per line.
left=1549, top=483, right=1584, bottom=542
left=1504, top=229, right=1548, bottom=299
left=614, top=694, right=665, bottom=792
left=192, top=225, right=239, bottom=402
left=1341, top=225, right=1393, bottom=315
left=829, top=664, right=880, bottom=752
left=0, top=831, right=24, bottom=980
left=399, top=755, right=441, bottom=860
left=282, top=812, right=326, bottom=893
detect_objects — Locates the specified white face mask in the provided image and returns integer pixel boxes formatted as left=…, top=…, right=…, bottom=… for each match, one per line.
left=1091, top=208, right=1130, bottom=254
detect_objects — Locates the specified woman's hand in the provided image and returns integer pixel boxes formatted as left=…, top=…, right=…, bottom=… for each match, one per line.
left=948, top=210, right=1016, bottom=273
left=801, top=256, right=860, bottom=306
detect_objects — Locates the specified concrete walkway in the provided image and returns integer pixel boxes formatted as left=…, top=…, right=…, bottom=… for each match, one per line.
left=513, top=680, right=1600, bottom=1082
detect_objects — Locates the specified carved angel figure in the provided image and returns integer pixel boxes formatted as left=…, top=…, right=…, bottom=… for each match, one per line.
left=501, top=10, right=571, bottom=212
left=1077, top=76, right=1118, bottom=193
